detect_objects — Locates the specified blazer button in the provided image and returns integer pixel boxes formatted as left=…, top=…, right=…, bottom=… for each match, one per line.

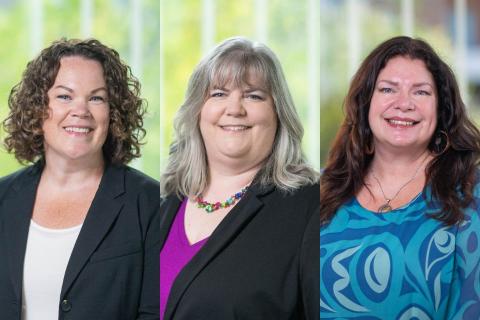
left=61, top=299, right=72, bottom=312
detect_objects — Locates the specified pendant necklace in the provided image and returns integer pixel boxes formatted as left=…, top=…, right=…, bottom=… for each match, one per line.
left=371, top=154, right=428, bottom=214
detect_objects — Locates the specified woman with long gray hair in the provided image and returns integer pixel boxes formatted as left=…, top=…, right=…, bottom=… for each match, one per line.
left=160, top=37, right=319, bottom=319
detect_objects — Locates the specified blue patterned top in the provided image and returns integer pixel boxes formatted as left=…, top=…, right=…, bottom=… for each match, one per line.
left=320, top=185, right=480, bottom=319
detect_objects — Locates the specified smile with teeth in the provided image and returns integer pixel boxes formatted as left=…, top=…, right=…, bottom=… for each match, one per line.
left=220, top=125, right=251, bottom=131
left=387, top=119, right=418, bottom=126
left=64, top=127, right=92, bottom=133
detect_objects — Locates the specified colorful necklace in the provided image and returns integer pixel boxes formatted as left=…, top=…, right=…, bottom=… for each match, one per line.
left=195, top=187, right=248, bottom=213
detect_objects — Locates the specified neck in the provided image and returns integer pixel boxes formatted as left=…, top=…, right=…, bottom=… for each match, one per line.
left=370, top=147, right=431, bottom=179
left=42, top=154, right=105, bottom=187
left=202, top=162, right=262, bottom=200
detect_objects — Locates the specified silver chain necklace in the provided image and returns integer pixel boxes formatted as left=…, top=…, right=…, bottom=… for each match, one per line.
left=371, top=154, right=428, bottom=213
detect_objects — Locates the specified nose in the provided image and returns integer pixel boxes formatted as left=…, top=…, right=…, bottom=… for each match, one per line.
left=225, top=93, right=246, bottom=116
left=395, top=90, right=414, bottom=111
left=71, top=99, right=92, bottom=118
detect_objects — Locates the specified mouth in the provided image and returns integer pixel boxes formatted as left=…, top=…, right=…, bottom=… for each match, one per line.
left=385, top=118, right=420, bottom=127
left=63, top=126, right=93, bottom=134
left=219, top=125, right=252, bottom=132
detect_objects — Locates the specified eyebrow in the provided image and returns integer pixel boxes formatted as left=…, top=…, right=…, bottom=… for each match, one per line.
left=210, top=86, right=266, bottom=93
left=91, top=87, right=108, bottom=94
left=53, top=85, right=73, bottom=92
left=377, top=80, right=434, bottom=88
left=244, top=87, right=267, bottom=93
left=52, top=85, right=107, bottom=94
left=211, top=86, right=229, bottom=91
left=411, top=82, right=434, bottom=89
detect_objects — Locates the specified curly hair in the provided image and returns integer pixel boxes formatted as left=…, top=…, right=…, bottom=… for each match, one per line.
left=320, top=36, right=480, bottom=226
left=3, top=38, right=146, bottom=165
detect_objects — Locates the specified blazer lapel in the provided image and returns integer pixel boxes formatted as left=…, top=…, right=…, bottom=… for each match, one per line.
left=60, top=165, right=125, bottom=297
left=160, top=195, right=182, bottom=249
left=1, top=165, right=42, bottom=301
left=164, top=184, right=274, bottom=319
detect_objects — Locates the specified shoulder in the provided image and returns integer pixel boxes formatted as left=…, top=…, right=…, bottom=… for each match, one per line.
left=455, top=169, right=480, bottom=244
left=0, top=164, right=39, bottom=200
left=469, top=169, right=480, bottom=214
left=122, top=165, right=159, bottom=194
left=267, top=183, right=319, bottom=205
left=110, top=166, right=160, bottom=232
left=258, top=182, right=319, bottom=220
left=106, top=164, right=159, bottom=199
left=292, top=182, right=319, bottom=199
left=123, top=166, right=159, bottom=210
left=0, top=164, right=38, bottom=185
left=106, top=164, right=159, bottom=212
left=463, top=169, right=480, bottom=218
left=160, top=193, right=181, bottom=208
left=473, top=168, right=480, bottom=195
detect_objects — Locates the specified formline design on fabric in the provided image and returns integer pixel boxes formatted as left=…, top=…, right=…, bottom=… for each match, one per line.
left=320, top=186, right=480, bottom=319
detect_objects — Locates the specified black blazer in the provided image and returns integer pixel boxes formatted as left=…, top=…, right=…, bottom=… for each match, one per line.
left=160, top=183, right=319, bottom=320
left=0, top=163, right=160, bottom=320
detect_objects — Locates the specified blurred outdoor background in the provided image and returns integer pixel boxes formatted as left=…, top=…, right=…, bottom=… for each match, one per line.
left=0, top=0, right=160, bottom=179
left=5, top=1, right=476, bottom=179
left=160, top=0, right=320, bottom=173
left=321, top=0, right=480, bottom=166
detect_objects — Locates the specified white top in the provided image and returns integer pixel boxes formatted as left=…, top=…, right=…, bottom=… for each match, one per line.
left=22, top=220, right=82, bottom=320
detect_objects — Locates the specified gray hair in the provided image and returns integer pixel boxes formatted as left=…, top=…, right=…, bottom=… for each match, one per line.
left=161, top=37, right=319, bottom=198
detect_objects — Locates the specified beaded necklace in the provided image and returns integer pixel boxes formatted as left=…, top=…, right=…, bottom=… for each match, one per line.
left=195, top=187, right=248, bottom=213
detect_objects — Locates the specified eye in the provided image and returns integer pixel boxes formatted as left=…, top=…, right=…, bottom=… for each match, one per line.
left=246, top=94, right=264, bottom=101
left=57, top=94, right=72, bottom=101
left=415, top=90, right=431, bottom=96
left=210, top=91, right=226, bottom=98
left=90, top=96, right=106, bottom=102
left=379, top=87, right=394, bottom=94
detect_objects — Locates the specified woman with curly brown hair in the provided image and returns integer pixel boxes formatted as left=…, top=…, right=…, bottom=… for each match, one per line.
left=0, top=39, right=159, bottom=320
left=320, top=36, right=480, bottom=318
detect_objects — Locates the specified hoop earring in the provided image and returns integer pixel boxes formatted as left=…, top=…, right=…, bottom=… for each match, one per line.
left=433, top=130, right=450, bottom=155
left=365, top=139, right=375, bottom=155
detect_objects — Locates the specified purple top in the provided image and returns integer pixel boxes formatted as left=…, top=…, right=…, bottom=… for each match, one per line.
left=160, top=199, right=209, bottom=320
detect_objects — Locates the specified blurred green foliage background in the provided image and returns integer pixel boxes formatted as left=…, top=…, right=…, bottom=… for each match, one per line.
left=6, top=1, right=475, bottom=179
left=0, top=0, right=159, bottom=179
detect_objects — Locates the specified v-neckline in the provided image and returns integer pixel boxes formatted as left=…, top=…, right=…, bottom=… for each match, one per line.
left=177, top=199, right=209, bottom=247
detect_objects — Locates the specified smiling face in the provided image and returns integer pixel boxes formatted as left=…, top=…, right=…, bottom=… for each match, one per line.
left=368, top=56, right=437, bottom=154
left=42, top=56, right=109, bottom=164
left=199, top=74, right=278, bottom=171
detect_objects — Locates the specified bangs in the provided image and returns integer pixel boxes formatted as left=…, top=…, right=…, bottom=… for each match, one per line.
left=208, top=50, right=271, bottom=92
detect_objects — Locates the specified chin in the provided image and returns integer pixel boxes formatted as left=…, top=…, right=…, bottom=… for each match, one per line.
left=387, top=140, right=427, bottom=150
left=63, top=148, right=102, bottom=161
left=216, top=141, right=249, bottom=156
left=219, top=150, right=248, bottom=159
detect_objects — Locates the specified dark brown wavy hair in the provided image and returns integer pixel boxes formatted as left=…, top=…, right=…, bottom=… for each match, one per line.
left=3, top=38, right=146, bottom=165
left=320, top=36, right=480, bottom=226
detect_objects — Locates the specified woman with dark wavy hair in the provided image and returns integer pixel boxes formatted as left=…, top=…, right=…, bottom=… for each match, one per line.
left=0, top=39, right=159, bottom=319
left=320, top=36, right=480, bottom=318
